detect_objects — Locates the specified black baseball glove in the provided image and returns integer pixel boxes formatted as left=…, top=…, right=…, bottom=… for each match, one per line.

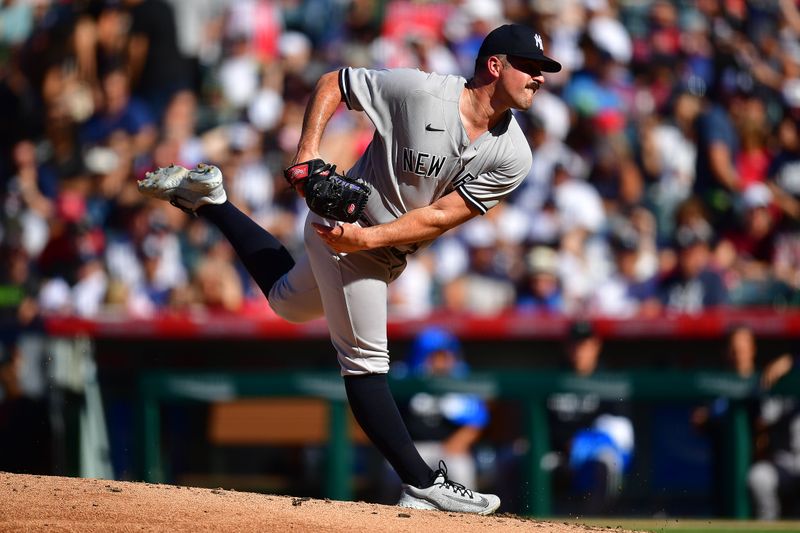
left=284, top=159, right=370, bottom=223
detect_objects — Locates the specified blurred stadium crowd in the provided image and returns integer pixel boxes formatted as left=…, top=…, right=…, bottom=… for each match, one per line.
left=3, top=0, right=800, bottom=322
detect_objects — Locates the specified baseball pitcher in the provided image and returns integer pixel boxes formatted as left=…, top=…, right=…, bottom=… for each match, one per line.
left=138, top=24, right=561, bottom=514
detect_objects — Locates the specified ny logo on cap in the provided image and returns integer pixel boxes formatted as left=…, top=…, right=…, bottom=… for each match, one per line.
left=534, top=33, right=543, bottom=51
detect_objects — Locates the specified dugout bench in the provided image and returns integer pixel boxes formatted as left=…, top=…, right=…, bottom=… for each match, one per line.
left=136, top=369, right=800, bottom=518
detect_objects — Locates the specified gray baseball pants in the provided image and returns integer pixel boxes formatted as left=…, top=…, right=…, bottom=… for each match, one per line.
left=268, top=213, right=406, bottom=375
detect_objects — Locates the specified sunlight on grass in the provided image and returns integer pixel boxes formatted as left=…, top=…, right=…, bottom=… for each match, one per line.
left=569, top=518, right=800, bottom=533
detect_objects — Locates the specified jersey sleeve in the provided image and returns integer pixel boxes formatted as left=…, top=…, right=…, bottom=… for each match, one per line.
left=338, top=67, right=427, bottom=134
left=455, top=135, right=532, bottom=214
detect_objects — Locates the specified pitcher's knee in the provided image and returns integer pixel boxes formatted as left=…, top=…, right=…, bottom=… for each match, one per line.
left=268, top=299, right=318, bottom=323
left=266, top=264, right=324, bottom=322
left=337, top=351, right=390, bottom=376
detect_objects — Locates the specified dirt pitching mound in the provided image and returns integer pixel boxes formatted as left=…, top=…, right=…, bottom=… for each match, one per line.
left=0, top=472, right=640, bottom=532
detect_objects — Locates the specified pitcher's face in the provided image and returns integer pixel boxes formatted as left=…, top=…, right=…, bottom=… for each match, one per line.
left=497, top=56, right=546, bottom=111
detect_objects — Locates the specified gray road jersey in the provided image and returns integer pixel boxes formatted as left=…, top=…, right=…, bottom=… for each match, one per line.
left=339, top=67, right=532, bottom=252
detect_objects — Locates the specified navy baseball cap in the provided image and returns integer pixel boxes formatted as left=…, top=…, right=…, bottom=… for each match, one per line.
left=478, top=24, right=562, bottom=72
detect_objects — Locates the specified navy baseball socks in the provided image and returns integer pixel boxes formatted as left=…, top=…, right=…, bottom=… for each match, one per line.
left=138, top=164, right=295, bottom=297
left=344, top=374, right=501, bottom=514
left=198, top=201, right=295, bottom=297
left=344, top=374, right=434, bottom=487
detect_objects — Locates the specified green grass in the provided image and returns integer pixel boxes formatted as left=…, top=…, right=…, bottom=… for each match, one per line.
left=571, top=518, right=800, bottom=533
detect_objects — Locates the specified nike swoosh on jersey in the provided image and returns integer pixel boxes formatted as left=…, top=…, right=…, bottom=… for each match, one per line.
left=425, top=123, right=445, bottom=132
left=442, top=493, right=489, bottom=507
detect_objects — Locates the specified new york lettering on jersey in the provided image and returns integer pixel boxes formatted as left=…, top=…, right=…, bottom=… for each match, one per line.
left=401, top=148, right=448, bottom=178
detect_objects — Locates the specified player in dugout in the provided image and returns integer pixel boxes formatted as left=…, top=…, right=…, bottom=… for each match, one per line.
left=137, top=24, right=561, bottom=514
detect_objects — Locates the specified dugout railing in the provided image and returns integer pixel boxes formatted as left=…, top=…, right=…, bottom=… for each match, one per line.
left=136, top=368, right=800, bottom=518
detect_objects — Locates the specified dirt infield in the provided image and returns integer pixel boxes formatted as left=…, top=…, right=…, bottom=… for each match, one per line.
left=0, top=472, right=642, bottom=532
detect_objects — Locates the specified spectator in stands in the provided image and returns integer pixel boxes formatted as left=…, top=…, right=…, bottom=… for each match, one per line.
left=5, top=139, right=57, bottom=258
left=561, top=28, right=625, bottom=128
left=716, top=183, right=785, bottom=305
left=767, top=114, right=800, bottom=231
left=402, top=30, right=461, bottom=76
left=638, top=89, right=700, bottom=243
left=512, top=112, right=587, bottom=245
left=657, top=220, right=728, bottom=313
left=124, top=0, right=190, bottom=118
left=85, top=2, right=130, bottom=83
left=735, top=97, right=771, bottom=190
left=550, top=163, right=610, bottom=315
left=516, top=245, right=563, bottom=314
left=0, top=243, right=38, bottom=325
left=0, top=1, right=34, bottom=49
left=587, top=134, right=645, bottom=218
left=104, top=203, right=187, bottom=314
left=163, top=0, right=229, bottom=93
left=767, top=114, right=800, bottom=296
left=590, top=224, right=659, bottom=317
left=691, top=86, right=742, bottom=229
left=80, top=67, right=157, bottom=157
left=158, top=90, right=206, bottom=169
left=216, top=123, right=274, bottom=221
left=441, top=218, right=517, bottom=316
left=387, top=252, right=434, bottom=319
left=36, top=190, right=107, bottom=316
left=192, top=252, right=244, bottom=313
left=217, top=33, right=262, bottom=113
left=545, top=320, right=635, bottom=515
left=443, top=0, right=506, bottom=76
